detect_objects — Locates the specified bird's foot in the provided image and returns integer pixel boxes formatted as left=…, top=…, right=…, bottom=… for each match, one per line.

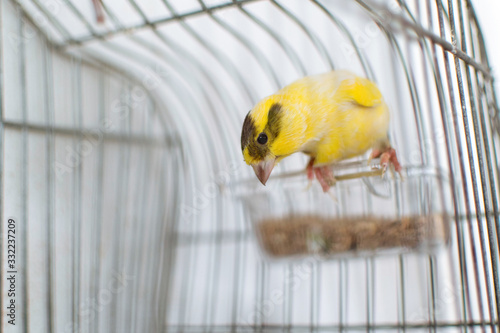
left=314, top=165, right=336, bottom=193
left=305, top=157, right=336, bottom=193
left=370, top=147, right=402, bottom=177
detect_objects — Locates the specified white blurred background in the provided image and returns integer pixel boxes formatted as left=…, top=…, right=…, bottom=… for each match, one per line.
left=474, top=0, right=500, bottom=97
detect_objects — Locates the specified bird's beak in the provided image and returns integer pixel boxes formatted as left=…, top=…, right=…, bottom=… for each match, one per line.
left=251, top=159, right=276, bottom=185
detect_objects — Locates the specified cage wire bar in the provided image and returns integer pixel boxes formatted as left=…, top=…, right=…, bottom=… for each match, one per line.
left=1, top=0, right=500, bottom=332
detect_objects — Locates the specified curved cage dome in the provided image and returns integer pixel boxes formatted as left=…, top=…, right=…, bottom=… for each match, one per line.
left=2, top=0, right=500, bottom=331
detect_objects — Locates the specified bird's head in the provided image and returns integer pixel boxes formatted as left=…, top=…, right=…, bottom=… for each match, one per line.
left=241, top=96, right=305, bottom=185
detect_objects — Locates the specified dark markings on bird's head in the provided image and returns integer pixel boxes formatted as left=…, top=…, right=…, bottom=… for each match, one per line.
left=241, top=103, right=284, bottom=161
left=241, top=111, right=255, bottom=151
left=266, top=103, right=282, bottom=138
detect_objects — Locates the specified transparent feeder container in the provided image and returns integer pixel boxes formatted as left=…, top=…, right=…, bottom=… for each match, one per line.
left=233, top=160, right=451, bottom=260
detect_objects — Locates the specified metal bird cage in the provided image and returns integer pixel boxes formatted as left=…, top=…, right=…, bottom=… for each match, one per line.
left=1, top=0, right=499, bottom=332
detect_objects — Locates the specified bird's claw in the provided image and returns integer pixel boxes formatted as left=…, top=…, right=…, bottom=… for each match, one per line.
left=327, top=190, right=338, bottom=202
left=303, top=179, right=313, bottom=191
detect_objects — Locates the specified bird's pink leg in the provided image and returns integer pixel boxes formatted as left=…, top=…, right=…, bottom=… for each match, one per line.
left=369, top=148, right=382, bottom=163
left=306, top=157, right=315, bottom=181
left=306, top=157, right=336, bottom=192
left=314, top=166, right=336, bottom=193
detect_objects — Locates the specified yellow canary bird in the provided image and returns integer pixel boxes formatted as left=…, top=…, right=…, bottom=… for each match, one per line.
left=240, top=70, right=401, bottom=192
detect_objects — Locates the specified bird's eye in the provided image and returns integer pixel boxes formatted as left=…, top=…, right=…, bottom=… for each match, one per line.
left=257, top=133, right=268, bottom=144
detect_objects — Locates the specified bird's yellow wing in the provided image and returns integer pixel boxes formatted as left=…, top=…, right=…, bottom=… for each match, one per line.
left=335, top=77, right=383, bottom=107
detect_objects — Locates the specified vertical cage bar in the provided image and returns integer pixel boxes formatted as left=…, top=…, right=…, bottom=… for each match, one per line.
left=428, top=256, right=437, bottom=332
left=0, top=0, right=4, bottom=322
left=109, top=82, right=131, bottom=333
left=90, top=69, right=105, bottom=333
left=397, top=256, right=406, bottom=332
left=18, top=10, right=29, bottom=332
left=43, top=34, right=55, bottom=333
left=71, top=57, right=83, bottom=333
